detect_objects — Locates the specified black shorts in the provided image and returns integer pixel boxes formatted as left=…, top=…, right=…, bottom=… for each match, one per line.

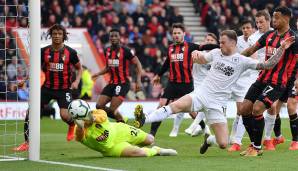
left=244, top=81, right=286, bottom=108
left=101, top=82, right=130, bottom=99
left=41, top=86, right=72, bottom=109
left=161, top=82, right=194, bottom=99
left=279, top=79, right=297, bottom=102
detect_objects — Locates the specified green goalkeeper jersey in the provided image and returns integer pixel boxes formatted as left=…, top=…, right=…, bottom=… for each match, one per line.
left=80, top=109, right=117, bottom=153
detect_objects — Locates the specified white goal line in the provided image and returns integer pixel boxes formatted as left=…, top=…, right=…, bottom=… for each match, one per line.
left=37, top=160, right=125, bottom=171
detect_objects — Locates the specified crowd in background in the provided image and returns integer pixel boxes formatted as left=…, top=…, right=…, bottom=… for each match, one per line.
left=0, top=0, right=297, bottom=101
left=0, top=0, right=29, bottom=100
left=194, top=0, right=298, bottom=36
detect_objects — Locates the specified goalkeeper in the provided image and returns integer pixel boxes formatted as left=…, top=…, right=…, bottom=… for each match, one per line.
left=74, top=108, right=177, bottom=157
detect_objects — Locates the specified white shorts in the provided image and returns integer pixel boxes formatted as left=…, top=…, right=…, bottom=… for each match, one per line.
left=189, top=92, right=227, bottom=125
left=230, top=71, right=258, bottom=102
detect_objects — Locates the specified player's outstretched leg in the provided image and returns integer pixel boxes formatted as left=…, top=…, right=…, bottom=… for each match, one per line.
left=134, top=104, right=146, bottom=128
left=153, top=146, right=178, bottom=156
left=200, top=133, right=211, bottom=154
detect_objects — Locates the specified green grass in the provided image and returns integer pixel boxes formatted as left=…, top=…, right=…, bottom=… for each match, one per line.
left=1, top=118, right=298, bottom=171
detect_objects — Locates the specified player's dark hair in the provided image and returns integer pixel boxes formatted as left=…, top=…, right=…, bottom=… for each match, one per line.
left=220, top=30, right=237, bottom=43
left=109, top=28, right=120, bottom=34
left=241, top=19, right=254, bottom=27
left=47, top=24, right=68, bottom=41
left=172, top=23, right=185, bottom=32
left=256, top=10, right=271, bottom=21
left=274, top=6, right=292, bottom=17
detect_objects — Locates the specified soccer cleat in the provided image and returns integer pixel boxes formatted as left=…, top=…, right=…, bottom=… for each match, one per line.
left=67, top=124, right=75, bottom=141
left=200, top=133, right=211, bottom=154
left=263, top=139, right=275, bottom=150
left=169, top=127, right=179, bottom=137
left=228, top=143, right=241, bottom=152
left=133, top=105, right=146, bottom=128
left=240, top=145, right=253, bottom=156
left=191, top=125, right=203, bottom=137
left=289, top=141, right=298, bottom=150
left=153, top=146, right=178, bottom=156
left=184, top=127, right=192, bottom=135
left=12, top=142, right=29, bottom=152
left=272, top=136, right=285, bottom=147
left=244, top=148, right=263, bottom=157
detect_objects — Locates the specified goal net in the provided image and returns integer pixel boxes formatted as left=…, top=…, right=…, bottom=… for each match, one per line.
left=0, top=0, right=30, bottom=161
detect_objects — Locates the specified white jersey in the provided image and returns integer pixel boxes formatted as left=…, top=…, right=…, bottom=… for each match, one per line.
left=192, top=51, right=211, bottom=88
left=237, top=35, right=250, bottom=53
left=197, top=49, right=258, bottom=105
left=248, top=29, right=273, bottom=62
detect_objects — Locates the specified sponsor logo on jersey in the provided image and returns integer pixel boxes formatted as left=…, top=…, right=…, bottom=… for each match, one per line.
left=108, top=59, right=120, bottom=67
left=267, top=46, right=277, bottom=57
left=214, top=62, right=235, bottom=76
left=170, top=53, right=184, bottom=62
left=49, top=62, right=64, bottom=71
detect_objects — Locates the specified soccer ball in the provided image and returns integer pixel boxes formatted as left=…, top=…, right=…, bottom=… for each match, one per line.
left=68, top=99, right=91, bottom=120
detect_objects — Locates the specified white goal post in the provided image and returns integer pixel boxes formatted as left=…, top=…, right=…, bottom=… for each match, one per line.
left=28, top=0, right=40, bottom=161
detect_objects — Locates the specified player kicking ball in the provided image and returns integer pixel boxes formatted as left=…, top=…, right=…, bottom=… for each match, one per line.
left=133, top=30, right=295, bottom=155
left=68, top=99, right=177, bottom=157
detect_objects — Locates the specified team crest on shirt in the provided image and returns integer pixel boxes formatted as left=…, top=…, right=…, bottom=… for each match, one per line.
left=181, top=47, right=185, bottom=52
left=232, top=57, right=239, bottom=63
left=62, top=54, right=66, bottom=61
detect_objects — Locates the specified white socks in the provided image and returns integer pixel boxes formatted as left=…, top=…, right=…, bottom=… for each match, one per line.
left=230, top=115, right=240, bottom=139
left=207, top=135, right=218, bottom=146
left=233, top=116, right=245, bottom=145
left=264, top=114, right=276, bottom=140
left=145, top=106, right=173, bottom=123
left=173, top=113, right=184, bottom=130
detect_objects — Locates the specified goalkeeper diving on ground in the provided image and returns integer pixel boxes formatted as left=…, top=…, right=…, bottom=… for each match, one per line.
left=68, top=99, right=177, bottom=157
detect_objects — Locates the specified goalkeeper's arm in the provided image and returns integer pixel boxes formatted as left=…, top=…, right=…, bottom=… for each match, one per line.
left=74, top=120, right=85, bottom=142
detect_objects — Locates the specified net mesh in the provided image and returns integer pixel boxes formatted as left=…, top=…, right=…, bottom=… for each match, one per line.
left=0, top=0, right=29, bottom=161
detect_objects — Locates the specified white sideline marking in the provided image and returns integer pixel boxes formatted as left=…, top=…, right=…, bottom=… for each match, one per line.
left=0, top=155, right=26, bottom=161
left=37, top=160, right=125, bottom=171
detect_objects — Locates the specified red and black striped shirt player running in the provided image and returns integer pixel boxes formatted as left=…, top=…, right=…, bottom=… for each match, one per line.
left=92, top=28, right=143, bottom=122
left=239, top=6, right=298, bottom=156
left=149, top=23, right=219, bottom=136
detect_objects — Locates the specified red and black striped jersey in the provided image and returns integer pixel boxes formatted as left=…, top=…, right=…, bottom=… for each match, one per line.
left=41, top=45, right=80, bottom=90
left=104, top=46, right=135, bottom=84
left=166, top=42, right=202, bottom=83
left=255, top=29, right=298, bottom=87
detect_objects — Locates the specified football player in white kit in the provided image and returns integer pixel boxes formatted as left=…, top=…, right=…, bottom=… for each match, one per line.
left=228, top=10, right=273, bottom=152
left=133, top=30, right=295, bottom=154
left=170, top=33, right=218, bottom=137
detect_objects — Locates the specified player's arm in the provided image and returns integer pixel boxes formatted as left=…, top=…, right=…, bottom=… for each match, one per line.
left=131, top=56, right=143, bottom=91
left=191, top=50, right=210, bottom=64
left=256, top=36, right=295, bottom=70
left=75, top=120, right=85, bottom=141
left=242, top=32, right=271, bottom=57
left=153, top=57, right=169, bottom=85
left=198, top=44, right=219, bottom=51
left=71, top=62, right=83, bottom=89
left=241, top=44, right=260, bottom=57
left=91, top=66, right=109, bottom=81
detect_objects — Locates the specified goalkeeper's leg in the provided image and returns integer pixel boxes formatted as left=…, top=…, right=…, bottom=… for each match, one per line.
left=120, top=145, right=177, bottom=157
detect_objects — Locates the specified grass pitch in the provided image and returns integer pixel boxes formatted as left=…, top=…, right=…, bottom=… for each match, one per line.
left=1, top=118, right=297, bottom=171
